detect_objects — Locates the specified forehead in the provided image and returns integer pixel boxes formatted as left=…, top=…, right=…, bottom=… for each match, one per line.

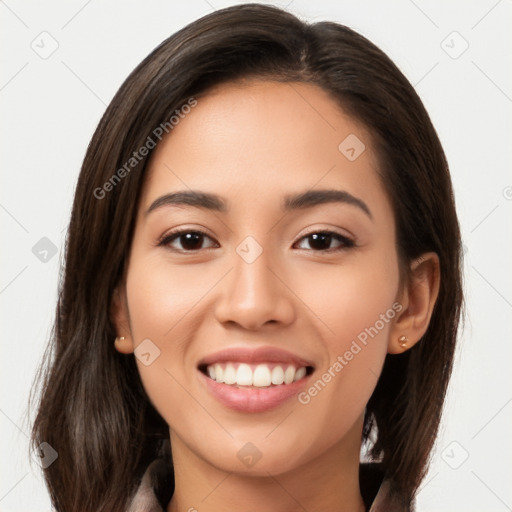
left=140, top=80, right=389, bottom=216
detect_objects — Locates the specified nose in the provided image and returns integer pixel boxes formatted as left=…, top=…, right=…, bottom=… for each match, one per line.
left=214, top=244, right=296, bottom=331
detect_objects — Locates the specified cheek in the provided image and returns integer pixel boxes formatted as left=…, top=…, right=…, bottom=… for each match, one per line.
left=293, top=252, right=399, bottom=429
left=123, top=254, right=214, bottom=409
left=299, top=248, right=400, bottom=349
left=127, top=260, right=205, bottom=335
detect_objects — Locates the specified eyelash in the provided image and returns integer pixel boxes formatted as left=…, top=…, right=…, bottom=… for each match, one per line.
left=156, top=228, right=355, bottom=253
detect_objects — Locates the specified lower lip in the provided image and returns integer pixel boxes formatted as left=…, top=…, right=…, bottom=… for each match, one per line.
left=198, top=370, right=311, bottom=413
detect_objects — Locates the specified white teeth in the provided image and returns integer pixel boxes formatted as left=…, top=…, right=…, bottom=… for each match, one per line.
left=294, top=366, right=306, bottom=381
left=236, top=363, right=253, bottom=386
left=205, top=362, right=309, bottom=387
left=223, top=363, right=237, bottom=385
left=253, top=365, right=272, bottom=387
left=214, top=364, right=224, bottom=383
left=271, top=366, right=284, bottom=385
left=284, top=365, right=295, bottom=384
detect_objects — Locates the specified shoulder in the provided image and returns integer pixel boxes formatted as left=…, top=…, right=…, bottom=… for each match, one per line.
left=126, top=457, right=173, bottom=512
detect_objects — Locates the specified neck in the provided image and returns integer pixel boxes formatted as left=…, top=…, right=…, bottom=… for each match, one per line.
left=167, top=417, right=366, bottom=512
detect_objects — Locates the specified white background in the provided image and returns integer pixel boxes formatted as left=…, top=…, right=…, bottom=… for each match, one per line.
left=1, top=1, right=511, bottom=510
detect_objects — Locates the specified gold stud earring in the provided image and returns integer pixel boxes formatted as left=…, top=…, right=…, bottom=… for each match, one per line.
left=115, top=336, right=126, bottom=344
left=398, top=335, right=408, bottom=349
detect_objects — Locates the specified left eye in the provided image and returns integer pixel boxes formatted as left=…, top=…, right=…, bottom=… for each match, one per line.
left=294, top=231, right=354, bottom=251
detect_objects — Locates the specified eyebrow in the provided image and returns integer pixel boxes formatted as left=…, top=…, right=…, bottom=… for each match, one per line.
left=145, top=190, right=227, bottom=216
left=283, top=189, right=372, bottom=218
left=145, top=189, right=372, bottom=219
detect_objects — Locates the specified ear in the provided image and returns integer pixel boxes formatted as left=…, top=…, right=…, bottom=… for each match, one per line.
left=110, top=284, right=134, bottom=354
left=388, top=252, right=440, bottom=354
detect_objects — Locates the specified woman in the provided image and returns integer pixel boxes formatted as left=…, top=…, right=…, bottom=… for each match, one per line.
left=30, top=4, right=463, bottom=511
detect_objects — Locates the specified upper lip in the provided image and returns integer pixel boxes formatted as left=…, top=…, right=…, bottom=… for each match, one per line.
left=197, top=346, right=315, bottom=369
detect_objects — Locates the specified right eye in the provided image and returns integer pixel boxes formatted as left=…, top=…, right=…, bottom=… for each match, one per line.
left=158, top=229, right=219, bottom=252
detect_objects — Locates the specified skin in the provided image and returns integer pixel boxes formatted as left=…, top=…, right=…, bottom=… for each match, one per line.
left=112, top=80, right=440, bottom=512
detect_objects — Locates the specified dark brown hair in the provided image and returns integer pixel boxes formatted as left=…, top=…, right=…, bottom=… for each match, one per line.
left=29, top=4, right=463, bottom=511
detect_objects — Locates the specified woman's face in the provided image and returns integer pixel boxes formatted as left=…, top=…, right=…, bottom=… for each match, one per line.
left=115, top=80, right=402, bottom=476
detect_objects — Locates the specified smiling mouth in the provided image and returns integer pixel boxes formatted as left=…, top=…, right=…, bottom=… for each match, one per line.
left=198, top=362, right=315, bottom=388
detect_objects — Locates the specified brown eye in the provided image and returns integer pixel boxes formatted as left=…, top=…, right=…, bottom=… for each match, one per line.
left=295, top=231, right=354, bottom=251
left=159, top=230, right=218, bottom=252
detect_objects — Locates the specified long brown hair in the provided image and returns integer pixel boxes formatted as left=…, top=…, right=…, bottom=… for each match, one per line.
left=29, top=4, right=463, bottom=510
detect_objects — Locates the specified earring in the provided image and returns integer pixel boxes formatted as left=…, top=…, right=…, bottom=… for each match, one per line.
left=115, top=336, right=126, bottom=344
left=398, top=335, right=408, bottom=349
